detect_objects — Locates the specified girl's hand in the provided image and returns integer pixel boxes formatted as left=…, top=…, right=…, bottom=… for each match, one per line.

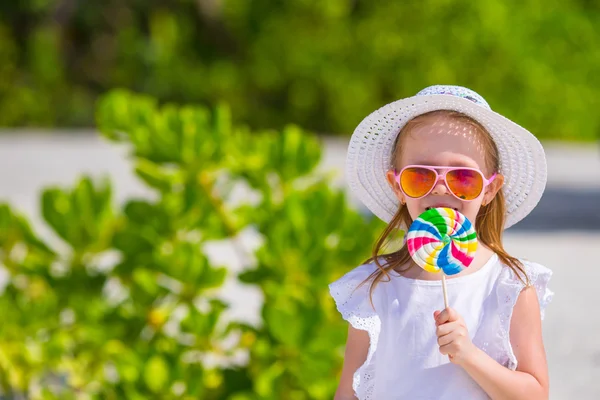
left=434, top=307, right=477, bottom=366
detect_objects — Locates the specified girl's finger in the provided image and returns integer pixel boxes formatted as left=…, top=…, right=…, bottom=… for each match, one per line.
left=434, top=309, right=448, bottom=325
left=435, top=307, right=458, bottom=325
left=437, top=331, right=457, bottom=347
left=435, top=320, right=459, bottom=338
left=445, top=308, right=459, bottom=322
left=439, top=343, right=452, bottom=355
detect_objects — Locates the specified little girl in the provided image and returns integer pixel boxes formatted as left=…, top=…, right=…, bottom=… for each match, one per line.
left=330, top=85, right=553, bottom=399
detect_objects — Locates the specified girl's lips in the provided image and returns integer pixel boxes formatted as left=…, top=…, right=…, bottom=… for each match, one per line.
left=426, top=205, right=459, bottom=211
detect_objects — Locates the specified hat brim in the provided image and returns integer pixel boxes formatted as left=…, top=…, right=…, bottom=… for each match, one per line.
left=345, top=94, right=547, bottom=229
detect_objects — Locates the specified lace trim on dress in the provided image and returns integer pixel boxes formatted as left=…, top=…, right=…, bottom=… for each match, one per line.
left=496, top=260, right=554, bottom=370
left=329, top=263, right=381, bottom=400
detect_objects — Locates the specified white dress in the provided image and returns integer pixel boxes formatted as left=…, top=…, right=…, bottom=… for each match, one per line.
left=329, top=253, right=553, bottom=400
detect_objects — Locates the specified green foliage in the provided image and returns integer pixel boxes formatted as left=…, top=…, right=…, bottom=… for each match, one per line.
left=1, top=0, right=600, bottom=140
left=0, top=90, right=386, bottom=398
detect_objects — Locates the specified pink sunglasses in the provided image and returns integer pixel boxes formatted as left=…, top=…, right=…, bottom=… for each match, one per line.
left=393, top=165, right=497, bottom=201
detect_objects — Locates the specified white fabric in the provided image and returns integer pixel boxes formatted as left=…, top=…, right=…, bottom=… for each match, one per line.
left=329, top=254, right=553, bottom=399
left=345, top=85, right=548, bottom=229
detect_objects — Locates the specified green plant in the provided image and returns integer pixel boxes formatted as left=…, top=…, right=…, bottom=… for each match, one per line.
left=1, top=1, right=600, bottom=140
left=0, top=90, right=385, bottom=399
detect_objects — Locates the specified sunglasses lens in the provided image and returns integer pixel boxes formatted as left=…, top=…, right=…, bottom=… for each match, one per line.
left=400, top=167, right=436, bottom=198
left=446, top=169, right=483, bottom=200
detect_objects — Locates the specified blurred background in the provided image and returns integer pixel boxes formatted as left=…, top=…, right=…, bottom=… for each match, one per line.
left=0, top=1, right=599, bottom=399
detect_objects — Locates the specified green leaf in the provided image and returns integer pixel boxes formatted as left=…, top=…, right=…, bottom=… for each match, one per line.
left=255, top=361, right=285, bottom=397
left=264, top=303, right=304, bottom=347
left=0, top=204, right=54, bottom=256
left=41, top=188, right=71, bottom=244
left=144, top=355, right=170, bottom=393
left=132, top=268, right=160, bottom=295
left=237, top=266, right=274, bottom=284
left=134, top=159, right=176, bottom=192
left=276, top=125, right=322, bottom=181
left=200, top=265, right=227, bottom=290
left=41, top=176, right=113, bottom=250
left=96, top=90, right=157, bottom=142
left=147, top=106, right=182, bottom=163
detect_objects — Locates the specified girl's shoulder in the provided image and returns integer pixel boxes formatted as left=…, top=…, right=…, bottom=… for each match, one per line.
left=498, top=258, right=553, bottom=281
left=329, top=258, right=381, bottom=291
left=328, top=258, right=384, bottom=329
left=495, top=257, right=554, bottom=320
left=491, top=257, right=554, bottom=370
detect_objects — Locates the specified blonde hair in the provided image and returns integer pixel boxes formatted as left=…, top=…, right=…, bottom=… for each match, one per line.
left=359, top=110, right=529, bottom=303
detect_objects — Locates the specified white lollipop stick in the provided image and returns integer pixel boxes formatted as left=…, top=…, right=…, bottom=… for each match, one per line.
left=442, top=275, right=448, bottom=309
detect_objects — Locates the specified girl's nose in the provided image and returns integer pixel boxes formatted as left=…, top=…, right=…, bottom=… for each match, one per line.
left=431, top=179, right=450, bottom=196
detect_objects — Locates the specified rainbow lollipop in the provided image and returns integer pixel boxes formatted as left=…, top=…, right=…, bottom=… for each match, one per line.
left=406, top=207, right=478, bottom=307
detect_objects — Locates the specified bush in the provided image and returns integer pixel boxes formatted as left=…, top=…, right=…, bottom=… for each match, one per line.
left=0, top=90, right=386, bottom=399
left=1, top=1, right=600, bottom=140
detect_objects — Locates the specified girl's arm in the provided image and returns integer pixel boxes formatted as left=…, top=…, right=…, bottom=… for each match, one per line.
left=462, top=286, right=549, bottom=399
left=334, top=324, right=369, bottom=400
left=436, top=286, right=549, bottom=400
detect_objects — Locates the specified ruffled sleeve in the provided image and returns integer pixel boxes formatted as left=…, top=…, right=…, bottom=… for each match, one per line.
left=329, top=262, right=381, bottom=400
left=496, top=260, right=554, bottom=370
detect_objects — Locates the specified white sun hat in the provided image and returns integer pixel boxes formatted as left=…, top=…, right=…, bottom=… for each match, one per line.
left=346, top=85, right=547, bottom=229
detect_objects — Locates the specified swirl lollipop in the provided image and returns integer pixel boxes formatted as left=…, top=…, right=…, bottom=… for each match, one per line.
left=406, top=207, right=478, bottom=307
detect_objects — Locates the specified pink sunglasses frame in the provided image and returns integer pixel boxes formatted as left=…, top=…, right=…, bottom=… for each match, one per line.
left=393, top=165, right=497, bottom=201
